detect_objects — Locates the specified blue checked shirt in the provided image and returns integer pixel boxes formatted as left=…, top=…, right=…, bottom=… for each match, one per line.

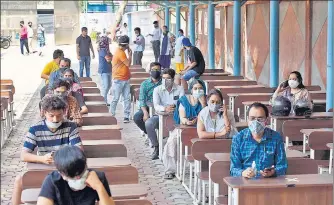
left=139, top=78, right=162, bottom=108
left=230, top=128, right=288, bottom=177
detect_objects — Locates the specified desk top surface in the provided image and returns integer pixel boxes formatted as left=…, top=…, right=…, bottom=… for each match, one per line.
left=224, top=174, right=333, bottom=189
left=271, top=112, right=333, bottom=120
left=79, top=125, right=121, bottom=130
left=300, top=128, right=333, bottom=136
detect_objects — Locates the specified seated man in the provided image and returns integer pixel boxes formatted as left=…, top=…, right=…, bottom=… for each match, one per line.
left=230, top=102, right=288, bottom=178
left=48, top=58, right=80, bottom=91
left=133, top=62, right=162, bottom=136
left=147, top=68, right=185, bottom=160
left=37, top=146, right=115, bottom=205
left=11, top=95, right=83, bottom=205
left=50, top=79, right=83, bottom=126
left=40, top=49, right=64, bottom=99
left=180, top=37, right=205, bottom=90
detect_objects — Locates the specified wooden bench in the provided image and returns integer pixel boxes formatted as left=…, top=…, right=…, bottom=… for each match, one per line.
left=1, top=84, right=15, bottom=94
left=200, top=75, right=243, bottom=81
left=79, top=126, right=122, bottom=140
left=191, top=138, right=232, bottom=204
left=83, top=140, right=127, bottom=158
left=206, top=79, right=258, bottom=91
left=1, top=90, right=14, bottom=128
left=79, top=77, right=93, bottom=81
left=282, top=119, right=333, bottom=151
left=86, top=101, right=108, bottom=105
left=86, top=104, right=109, bottom=113
left=82, top=113, right=117, bottom=126
left=0, top=98, right=9, bottom=147
left=83, top=87, right=100, bottom=94
left=129, top=78, right=147, bottom=85
left=84, top=93, right=105, bottom=101
left=81, top=81, right=97, bottom=87
left=304, top=129, right=333, bottom=159
left=131, top=72, right=150, bottom=78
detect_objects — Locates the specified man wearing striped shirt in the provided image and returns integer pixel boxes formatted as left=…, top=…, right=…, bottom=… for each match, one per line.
left=11, top=95, right=83, bottom=205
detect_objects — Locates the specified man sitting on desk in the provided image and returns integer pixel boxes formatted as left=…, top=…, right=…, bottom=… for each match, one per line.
left=133, top=62, right=162, bottom=136
left=230, top=102, right=288, bottom=178
left=11, top=95, right=83, bottom=205
left=147, top=68, right=185, bottom=160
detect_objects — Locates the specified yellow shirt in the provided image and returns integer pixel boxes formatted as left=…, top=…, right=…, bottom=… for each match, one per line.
left=41, top=61, right=59, bottom=84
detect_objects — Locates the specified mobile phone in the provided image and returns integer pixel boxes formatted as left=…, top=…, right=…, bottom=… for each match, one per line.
left=280, top=80, right=288, bottom=88
left=264, top=166, right=275, bottom=172
left=188, top=117, right=197, bottom=121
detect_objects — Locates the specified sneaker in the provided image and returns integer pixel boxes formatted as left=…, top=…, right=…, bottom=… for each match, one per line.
left=123, top=118, right=130, bottom=123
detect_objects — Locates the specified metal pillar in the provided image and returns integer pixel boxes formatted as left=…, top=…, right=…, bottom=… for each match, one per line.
left=189, top=0, right=196, bottom=45
left=165, top=6, right=170, bottom=28
left=128, top=13, right=132, bottom=41
left=208, top=1, right=215, bottom=69
left=233, top=0, right=241, bottom=76
left=270, top=1, right=279, bottom=87
left=176, top=1, right=181, bottom=33
left=326, top=0, right=333, bottom=111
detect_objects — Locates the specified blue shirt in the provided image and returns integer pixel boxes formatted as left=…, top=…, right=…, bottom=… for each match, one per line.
left=98, top=48, right=112, bottom=74
left=23, top=120, right=82, bottom=156
left=230, top=128, right=288, bottom=177
left=138, top=78, right=161, bottom=108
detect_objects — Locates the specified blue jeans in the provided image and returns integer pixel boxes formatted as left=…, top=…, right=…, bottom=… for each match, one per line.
left=109, top=79, right=131, bottom=118
left=100, top=73, right=111, bottom=103
left=79, top=56, right=91, bottom=77
left=182, top=69, right=200, bottom=81
left=20, top=39, right=29, bottom=55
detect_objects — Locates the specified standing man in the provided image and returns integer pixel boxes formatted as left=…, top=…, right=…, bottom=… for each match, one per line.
left=159, top=26, right=174, bottom=70
left=27, top=21, right=34, bottom=53
left=37, top=24, right=45, bottom=56
left=133, top=27, right=145, bottom=66
left=110, top=35, right=132, bottom=123
left=147, top=21, right=162, bottom=62
left=180, top=37, right=205, bottom=90
left=19, top=20, right=30, bottom=55
left=120, top=23, right=128, bottom=36
left=174, top=29, right=185, bottom=84
left=76, top=27, right=95, bottom=77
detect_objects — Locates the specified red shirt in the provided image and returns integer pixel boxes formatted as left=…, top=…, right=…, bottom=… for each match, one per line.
left=20, top=26, right=28, bottom=39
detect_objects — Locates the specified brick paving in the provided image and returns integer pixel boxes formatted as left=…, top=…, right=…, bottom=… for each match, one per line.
left=1, top=43, right=193, bottom=204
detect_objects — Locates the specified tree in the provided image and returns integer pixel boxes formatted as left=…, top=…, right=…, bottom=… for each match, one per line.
left=109, top=1, right=128, bottom=42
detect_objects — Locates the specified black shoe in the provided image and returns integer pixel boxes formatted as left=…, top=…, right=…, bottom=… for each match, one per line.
left=123, top=118, right=130, bottom=123
left=151, top=146, right=159, bottom=160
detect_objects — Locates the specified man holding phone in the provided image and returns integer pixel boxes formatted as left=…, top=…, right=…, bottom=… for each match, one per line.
left=146, top=68, right=184, bottom=160
left=230, top=102, right=287, bottom=178
left=109, top=35, right=132, bottom=123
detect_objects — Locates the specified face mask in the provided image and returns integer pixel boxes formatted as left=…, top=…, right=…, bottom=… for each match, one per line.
left=248, top=120, right=266, bottom=134
left=67, top=170, right=89, bottom=191
left=192, top=89, right=204, bottom=99
left=45, top=120, right=62, bottom=129
left=208, top=102, right=220, bottom=113
left=150, top=70, right=161, bottom=79
left=162, top=79, right=173, bottom=89
left=288, top=80, right=299, bottom=89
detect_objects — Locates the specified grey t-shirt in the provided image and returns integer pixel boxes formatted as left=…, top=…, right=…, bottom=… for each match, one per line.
left=76, top=35, right=92, bottom=56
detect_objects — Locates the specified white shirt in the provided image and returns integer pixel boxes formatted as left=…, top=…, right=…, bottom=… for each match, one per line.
left=198, top=106, right=238, bottom=138
left=153, top=84, right=185, bottom=112
left=27, top=26, right=34, bottom=38
left=120, top=26, right=128, bottom=36
left=151, top=27, right=162, bottom=41
left=175, top=35, right=185, bottom=63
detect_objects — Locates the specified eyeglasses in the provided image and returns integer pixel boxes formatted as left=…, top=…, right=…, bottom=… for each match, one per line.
left=248, top=117, right=267, bottom=122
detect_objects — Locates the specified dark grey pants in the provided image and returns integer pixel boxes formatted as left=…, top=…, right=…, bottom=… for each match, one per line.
left=152, top=40, right=160, bottom=62
left=133, top=51, right=143, bottom=66
left=145, top=115, right=159, bottom=147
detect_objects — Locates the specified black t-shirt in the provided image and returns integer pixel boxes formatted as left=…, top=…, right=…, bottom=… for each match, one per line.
left=72, top=91, right=86, bottom=108
left=39, top=170, right=111, bottom=205
left=188, top=46, right=205, bottom=75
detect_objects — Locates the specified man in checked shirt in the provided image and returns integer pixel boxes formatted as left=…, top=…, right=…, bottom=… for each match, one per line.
left=230, top=102, right=288, bottom=178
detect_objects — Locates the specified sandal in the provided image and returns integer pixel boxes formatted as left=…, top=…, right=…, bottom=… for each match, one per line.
left=164, top=173, right=175, bottom=180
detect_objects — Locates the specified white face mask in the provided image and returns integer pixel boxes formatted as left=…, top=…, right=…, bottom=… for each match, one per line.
left=67, top=170, right=89, bottom=191
left=45, top=120, right=62, bottom=129
left=288, top=80, right=299, bottom=89
left=192, top=89, right=205, bottom=99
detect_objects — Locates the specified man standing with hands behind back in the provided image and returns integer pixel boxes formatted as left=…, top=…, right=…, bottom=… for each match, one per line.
left=76, top=27, right=95, bottom=77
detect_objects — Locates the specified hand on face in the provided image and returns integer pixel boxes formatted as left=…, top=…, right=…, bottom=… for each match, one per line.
left=85, top=171, right=103, bottom=191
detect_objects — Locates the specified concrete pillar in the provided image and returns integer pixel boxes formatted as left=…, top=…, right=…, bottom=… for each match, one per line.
left=233, top=0, right=241, bottom=75
left=270, top=1, right=279, bottom=87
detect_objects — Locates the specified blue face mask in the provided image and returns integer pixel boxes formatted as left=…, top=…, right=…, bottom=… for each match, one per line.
left=248, top=120, right=266, bottom=134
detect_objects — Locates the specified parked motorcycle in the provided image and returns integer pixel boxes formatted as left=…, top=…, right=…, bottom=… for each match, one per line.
left=1, top=36, right=11, bottom=49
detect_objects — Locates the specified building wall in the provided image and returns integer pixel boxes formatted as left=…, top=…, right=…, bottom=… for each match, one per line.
left=195, top=1, right=328, bottom=90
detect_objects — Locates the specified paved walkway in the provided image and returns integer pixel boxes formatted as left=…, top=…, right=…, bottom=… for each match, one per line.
left=0, top=40, right=193, bottom=205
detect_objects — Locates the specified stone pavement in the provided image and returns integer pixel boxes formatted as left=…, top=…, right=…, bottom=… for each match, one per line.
left=1, top=40, right=193, bottom=204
